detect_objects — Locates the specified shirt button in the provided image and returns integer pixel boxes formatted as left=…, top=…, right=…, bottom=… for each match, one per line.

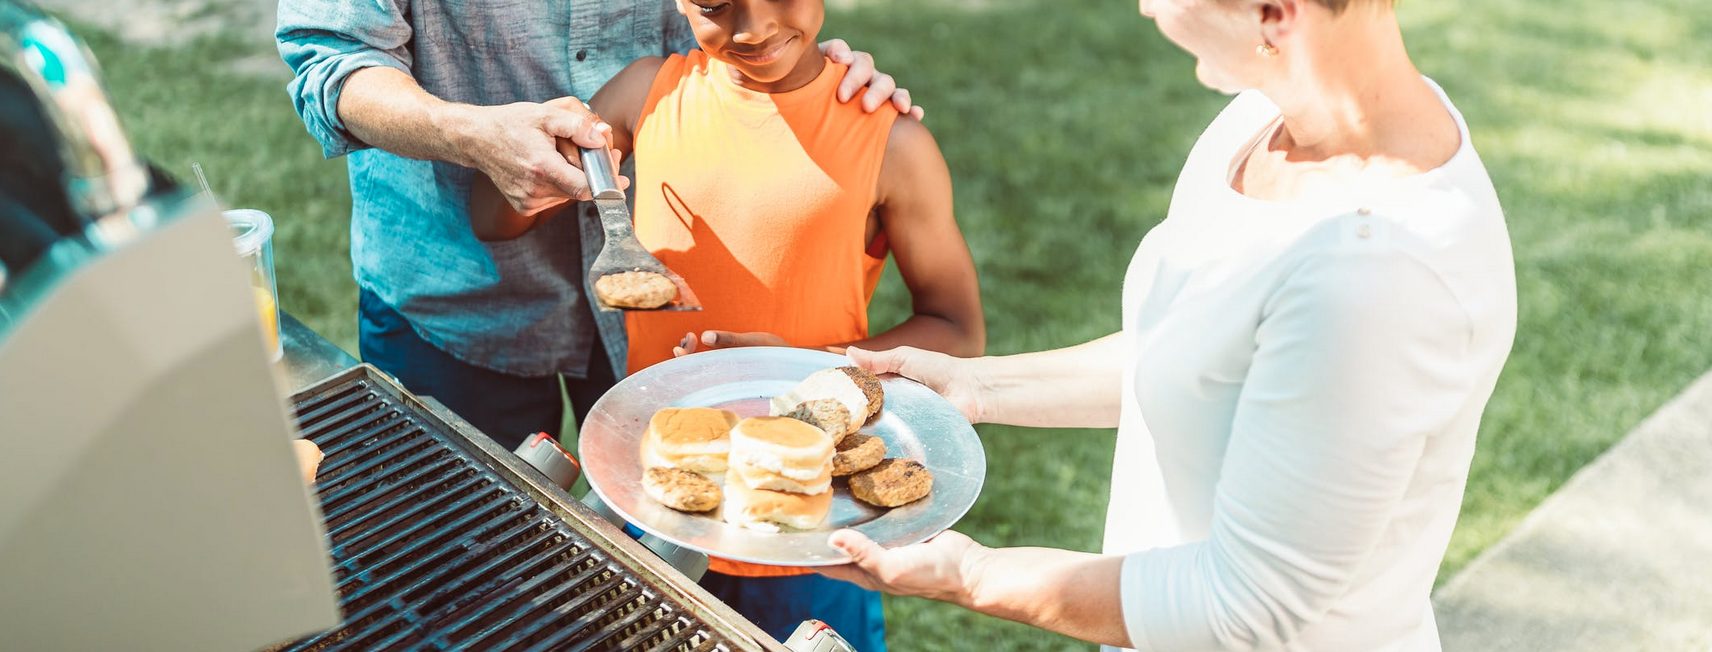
left=575, top=49, right=589, bottom=62
left=1356, top=207, right=1373, bottom=216
left=1356, top=224, right=1373, bottom=239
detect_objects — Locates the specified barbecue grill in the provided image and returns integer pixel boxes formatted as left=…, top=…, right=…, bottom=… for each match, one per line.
left=0, top=5, right=828, bottom=649
left=271, top=364, right=778, bottom=652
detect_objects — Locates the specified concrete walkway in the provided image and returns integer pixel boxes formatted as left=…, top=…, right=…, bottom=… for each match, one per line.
left=1434, top=369, right=1712, bottom=651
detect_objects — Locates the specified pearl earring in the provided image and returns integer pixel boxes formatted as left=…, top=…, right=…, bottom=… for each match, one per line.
left=1256, top=42, right=1278, bottom=58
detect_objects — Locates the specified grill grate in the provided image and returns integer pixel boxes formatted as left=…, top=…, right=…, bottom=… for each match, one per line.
left=275, top=372, right=742, bottom=652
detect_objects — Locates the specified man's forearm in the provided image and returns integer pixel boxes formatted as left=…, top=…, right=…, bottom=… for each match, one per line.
left=958, top=546, right=1132, bottom=648
left=337, top=66, right=479, bottom=167
left=969, top=333, right=1125, bottom=428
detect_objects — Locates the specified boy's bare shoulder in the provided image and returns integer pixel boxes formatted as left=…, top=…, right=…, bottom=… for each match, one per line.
left=881, top=115, right=948, bottom=188
left=592, top=56, right=671, bottom=136
left=886, top=114, right=938, bottom=153
left=600, top=56, right=670, bottom=103
left=618, top=56, right=670, bottom=82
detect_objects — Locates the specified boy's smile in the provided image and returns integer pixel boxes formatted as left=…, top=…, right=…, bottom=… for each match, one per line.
left=680, top=0, right=826, bottom=93
left=726, top=35, right=798, bottom=67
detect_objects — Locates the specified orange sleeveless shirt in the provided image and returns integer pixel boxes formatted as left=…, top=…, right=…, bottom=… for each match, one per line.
left=627, top=51, right=898, bottom=577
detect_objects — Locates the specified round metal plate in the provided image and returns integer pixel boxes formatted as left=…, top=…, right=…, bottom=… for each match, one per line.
left=580, top=347, right=985, bottom=567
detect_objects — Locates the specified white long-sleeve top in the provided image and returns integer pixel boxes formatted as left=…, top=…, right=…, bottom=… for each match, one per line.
left=1105, top=80, right=1516, bottom=651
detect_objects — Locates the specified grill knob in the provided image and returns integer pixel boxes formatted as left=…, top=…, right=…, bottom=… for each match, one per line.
left=783, top=619, right=857, bottom=652
left=512, top=432, right=582, bottom=490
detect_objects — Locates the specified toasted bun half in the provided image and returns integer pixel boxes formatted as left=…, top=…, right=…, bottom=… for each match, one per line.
left=729, top=416, right=834, bottom=478
left=643, top=407, right=738, bottom=473
left=722, top=470, right=832, bottom=532
left=731, top=455, right=833, bottom=494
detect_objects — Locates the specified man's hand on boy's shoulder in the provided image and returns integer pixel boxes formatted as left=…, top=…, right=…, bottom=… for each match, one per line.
left=822, top=39, right=925, bottom=120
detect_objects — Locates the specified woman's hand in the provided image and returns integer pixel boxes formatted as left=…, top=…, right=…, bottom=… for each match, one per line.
left=823, top=528, right=1133, bottom=647
left=821, top=39, right=925, bottom=120
left=671, top=330, right=789, bottom=358
left=817, top=529, right=984, bottom=604
left=845, top=346, right=986, bottom=423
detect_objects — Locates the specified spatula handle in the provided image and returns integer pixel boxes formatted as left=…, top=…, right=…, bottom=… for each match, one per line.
left=578, top=146, right=624, bottom=201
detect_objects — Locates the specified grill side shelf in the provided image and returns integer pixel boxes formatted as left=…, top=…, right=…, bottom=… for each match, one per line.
left=272, top=365, right=763, bottom=652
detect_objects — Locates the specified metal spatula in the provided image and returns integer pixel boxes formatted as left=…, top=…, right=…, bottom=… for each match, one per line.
left=578, top=145, right=701, bottom=312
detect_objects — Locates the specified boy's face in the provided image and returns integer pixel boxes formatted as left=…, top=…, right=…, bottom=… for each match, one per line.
left=678, top=0, right=825, bottom=85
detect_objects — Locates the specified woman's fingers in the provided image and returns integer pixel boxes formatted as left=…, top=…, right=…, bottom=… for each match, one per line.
left=846, top=346, right=981, bottom=422
left=819, top=529, right=887, bottom=590
left=847, top=345, right=936, bottom=384
left=815, top=562, right=879, bottom=591
left=820, top=529, right=980, bottom=602
left=830, top=528, right=886, bottom=564
left=845, top=346, right=906, bottom=375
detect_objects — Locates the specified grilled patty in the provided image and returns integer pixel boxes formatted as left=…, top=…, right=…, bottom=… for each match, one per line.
left=831, top=433, right=886, bottom=477
left=786, top=398, right=854, bottom=439
left=642, top=467, right=722, bottom=513
left=848, top=458, right=932, bottom=507
left=836, top=366, right=885, bottom=422
left=594, top=271, right=677, bottom=309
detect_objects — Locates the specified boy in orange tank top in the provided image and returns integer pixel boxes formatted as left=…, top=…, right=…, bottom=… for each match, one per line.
left=474, top=1, right=983, bottom=648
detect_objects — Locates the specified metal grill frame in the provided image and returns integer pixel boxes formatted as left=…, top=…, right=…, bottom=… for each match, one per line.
left=278, top=364, right=780, bottom=652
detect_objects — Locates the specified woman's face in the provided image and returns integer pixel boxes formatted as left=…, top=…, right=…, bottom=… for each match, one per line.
left=1138, top=0, right=1268, bottom=94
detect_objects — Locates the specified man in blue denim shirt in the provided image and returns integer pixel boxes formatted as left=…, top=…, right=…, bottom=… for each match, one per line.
left=275, top=1, right=916, bottom=450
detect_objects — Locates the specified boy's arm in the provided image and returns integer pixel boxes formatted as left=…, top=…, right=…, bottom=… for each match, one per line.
left=468, top=57, right=664, bottom=240
left=852, top=117, right=986, bottom=357
left=587, top=56, right=666, bottom=157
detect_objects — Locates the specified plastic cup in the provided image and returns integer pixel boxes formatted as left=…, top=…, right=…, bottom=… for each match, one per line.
left=224, top=209, right=283, bottom=361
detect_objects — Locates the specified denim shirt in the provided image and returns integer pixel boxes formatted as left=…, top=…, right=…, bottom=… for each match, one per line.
left=276, top=0, right=695, bottom=378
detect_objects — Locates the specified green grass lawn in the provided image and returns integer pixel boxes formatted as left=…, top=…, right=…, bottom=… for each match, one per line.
left=77, top=0, right=1712, bottom=649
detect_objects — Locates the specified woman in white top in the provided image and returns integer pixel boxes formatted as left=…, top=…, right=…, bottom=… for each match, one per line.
left=818, top=0, right=1517, bottom=650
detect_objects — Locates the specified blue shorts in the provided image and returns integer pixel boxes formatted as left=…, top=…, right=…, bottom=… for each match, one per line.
left=699, top=571, right=886, bottom=651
